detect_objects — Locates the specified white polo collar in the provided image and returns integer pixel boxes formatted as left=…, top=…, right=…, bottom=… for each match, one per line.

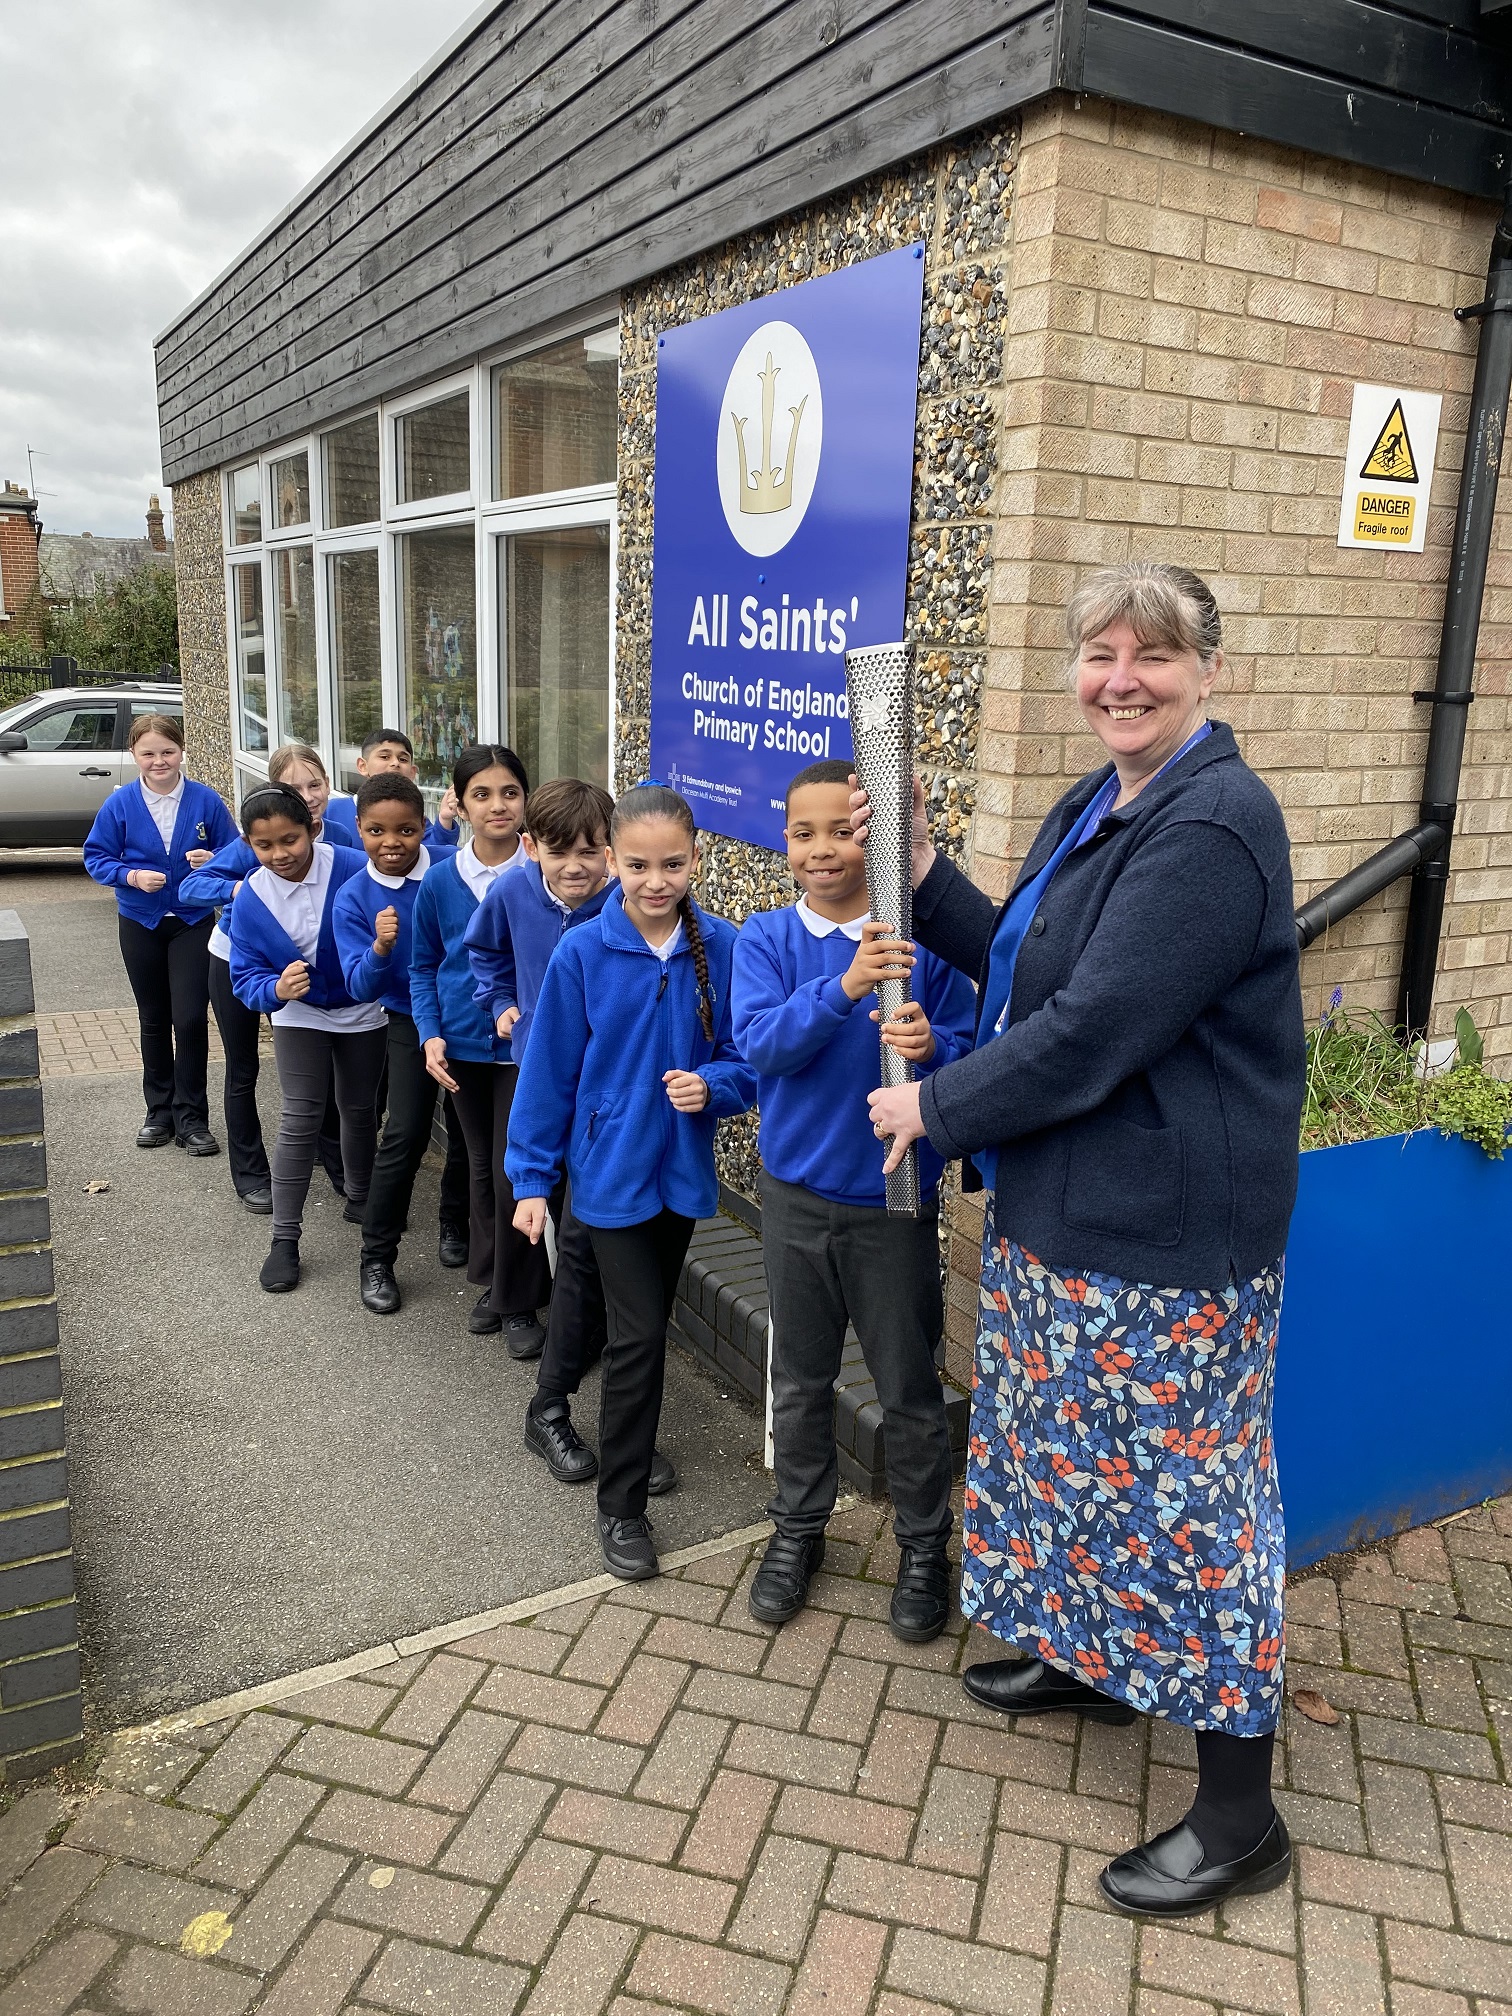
left=366, top=844, right=431, bottom=891
left=795, top=896, right=867, bottom=942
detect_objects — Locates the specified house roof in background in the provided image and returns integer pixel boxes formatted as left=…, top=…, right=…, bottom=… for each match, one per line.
left=39, top=534, right=174, bottom=604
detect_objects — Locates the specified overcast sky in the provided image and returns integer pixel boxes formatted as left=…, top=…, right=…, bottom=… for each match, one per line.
left=0, top=0, right=481, bottom=539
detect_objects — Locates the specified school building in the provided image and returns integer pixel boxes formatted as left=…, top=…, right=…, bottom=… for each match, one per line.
left=156, top=1, right=1512, bottom=1394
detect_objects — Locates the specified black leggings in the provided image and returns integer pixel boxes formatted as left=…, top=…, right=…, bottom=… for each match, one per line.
left=207, top=953, right=269, bottom=1196
left=269, top=1023, right=387, bottom=1244
left=589, top=1210, right=694, bottom=1521
left=448, top=1060, right=553, bottom=1317
left=117, top=913, right=212, bottom=1136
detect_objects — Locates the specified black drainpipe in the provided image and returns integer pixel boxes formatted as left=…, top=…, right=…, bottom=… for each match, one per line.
left=1394, top=192, right=1512, bottom=1039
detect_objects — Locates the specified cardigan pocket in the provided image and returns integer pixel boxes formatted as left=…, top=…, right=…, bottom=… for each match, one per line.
left=1061, top=1116, right=1186, bottom=1249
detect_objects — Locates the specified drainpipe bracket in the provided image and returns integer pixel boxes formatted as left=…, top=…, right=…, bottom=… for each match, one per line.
left=1411, top=689, right=1476, bottom=703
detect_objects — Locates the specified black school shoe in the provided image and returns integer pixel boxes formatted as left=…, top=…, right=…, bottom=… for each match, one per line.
left=890, top=1545, right=953, bottom=1643
left=523, top=1404, right=598, bottom=1483
left=749, top=1533, right=826, bottom=1625
left=241, top=1187, right=273, bottom=1215
left=176, top=1128, right=220, bottom=1157
left=963, top=1656, right=1137, bottom=1724
left=503, top=1311, right=546, bottom=1360
left=438, top=1221, right=469, bottom=1269
left=598, top=1513, right=658, bottom=1581
left=648, top=1448, right=677, bottom=1496
left=360, top=1262, right=401, bottom=1315
left=136, top=1123, right=172, bottom=1148
left=1099, top=1813, right=1291, bottom=1919
left=469, top=1293, right=502, bottom=1336
left=259, top=1239, right=300, bottom=1293
left=342, top=1198, right=365, bottom=1225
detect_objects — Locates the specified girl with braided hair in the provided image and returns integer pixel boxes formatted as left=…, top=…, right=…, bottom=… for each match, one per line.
left=508, top=786, right=756, bottom=1581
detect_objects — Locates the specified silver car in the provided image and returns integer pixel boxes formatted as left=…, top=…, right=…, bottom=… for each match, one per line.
left=0, top=682, right=185, bottom=846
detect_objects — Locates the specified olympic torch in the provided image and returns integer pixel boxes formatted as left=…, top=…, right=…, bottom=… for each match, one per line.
left=844, top=641, right=920, bottom=1217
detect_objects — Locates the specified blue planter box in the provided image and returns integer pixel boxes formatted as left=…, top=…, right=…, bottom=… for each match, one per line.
left=1276, top=1129, right=1512, bottom=1567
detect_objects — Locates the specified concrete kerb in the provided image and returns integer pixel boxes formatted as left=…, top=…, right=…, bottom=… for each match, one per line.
left=129, top=1515, right=779, bottom=1738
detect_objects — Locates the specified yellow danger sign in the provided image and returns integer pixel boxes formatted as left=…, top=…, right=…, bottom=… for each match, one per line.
left=1359, top=399, right=1418, bottom=484
left=1337, top=384, right=1441, bottom=555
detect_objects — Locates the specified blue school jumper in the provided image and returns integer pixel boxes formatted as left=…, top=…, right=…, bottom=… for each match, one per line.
left=227, top=845, right=371, bottom=1016
left=181, top=830, right=364, bottom=929
left=84, top=779, right=238, bottom=926
left=328, top=795, right=456, bottom=852
left=331, top=852, right=431, bottom=1016
left=732, top=905, right=977, bottom=1209
left=410, top=853, right=512, bottom=1065
left=463, top=859, right=613, bottom=1068
left=506, top=889, right=756, bottom=1228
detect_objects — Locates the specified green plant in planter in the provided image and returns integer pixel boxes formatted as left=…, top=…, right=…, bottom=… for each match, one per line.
left=1301, top=994, right=1512, bottom=1159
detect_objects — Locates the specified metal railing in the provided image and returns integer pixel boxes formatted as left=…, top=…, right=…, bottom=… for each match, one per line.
left=0, top=655, right=180, bottom=708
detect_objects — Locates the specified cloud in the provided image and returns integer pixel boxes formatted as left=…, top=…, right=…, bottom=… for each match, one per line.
left=0, top=0, right=482, bottom=536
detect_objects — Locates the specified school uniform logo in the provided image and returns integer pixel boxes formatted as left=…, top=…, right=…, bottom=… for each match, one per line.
left=717, top=322, right=823, bottom=557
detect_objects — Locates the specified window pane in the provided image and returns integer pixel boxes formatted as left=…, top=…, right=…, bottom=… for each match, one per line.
left=396, top=391, right=470, bottom=504
left=329, top=548, right=382, bottom=791
left=230, top=464, right=261, bottom=545
left=495, top=330, right=617, bottom=499
left=504, top=525, right=610, bottom=789
left=324, top=415, right=380, bottom=527
left=231, top=562, right=268, bottom=753
left=271, top=450, right=310, bottom=528
left=23, top=704, right=117, bottom=751
left=397, top=526, right=477, bottom=787
left=274, top=544, right=318, bottom=744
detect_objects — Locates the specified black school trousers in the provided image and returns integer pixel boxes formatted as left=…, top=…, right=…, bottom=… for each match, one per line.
left=117, top=913, right=213, bottom=1137
left=589, top=1209, right=694, bottom=1521
left=361, top=1012, right=438, bottom=1269
left=207, top=951, right=270, bottom=1196
left=448, top=1060, right=553, bottom=1316
left=760, top=1171, right=953, bottom=1550
left=533, top=1185, right=607, bottom=1414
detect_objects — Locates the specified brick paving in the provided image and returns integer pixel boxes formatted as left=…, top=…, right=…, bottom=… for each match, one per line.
left=0, top=1497, right=1509, bottom=2014
left=36, top=1008, right=241, bottom=1078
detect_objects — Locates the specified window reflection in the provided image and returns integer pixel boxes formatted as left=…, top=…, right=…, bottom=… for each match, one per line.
left=274, top=545, right=318, bottom=743
left=495, top=331, right=617, bottom=500
left=329, top=549, right=381, bottom=791
left=397, top=392, right=470, bottom=504
left=398, top=526, right=477, bottom=787
left=231, top=562, right=267, bottom=752
left=504, top=526, right=610, bottom=788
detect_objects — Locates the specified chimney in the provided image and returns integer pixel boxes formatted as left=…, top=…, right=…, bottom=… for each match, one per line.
left=146, top=494, right=167, bottom=551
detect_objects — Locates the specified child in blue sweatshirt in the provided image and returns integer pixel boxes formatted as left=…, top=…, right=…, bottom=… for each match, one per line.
left=225, top=785, right=386, bottom=1292
left=332, top=771, right=442, bottom=1316
left=508, top=786, right=756, bottom=1583
left=731, top=760, right=976, bottom=1643
left=411, top=744, right=551, bottom=1346
left=327, top=727, right=458, bottom=853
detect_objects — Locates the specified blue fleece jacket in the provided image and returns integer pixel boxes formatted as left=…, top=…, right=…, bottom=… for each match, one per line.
left=328, top=794, right=456, bottom=852
left=463, top=859, right=613, bottom=1068
left=505, top=888, right=757, bottom=1228
left=84, top=779, right=238, bottom=927
left=410, top=853, right=511, bottom=1064
left=732, top=906, right=977, bottom=1209
left=331, top=851, right=430, bottom=1018
left=227, top=844, right=371, bottom=1016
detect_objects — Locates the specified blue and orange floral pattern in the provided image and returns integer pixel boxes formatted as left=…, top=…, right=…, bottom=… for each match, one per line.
left=962, top=1205, right=1286, bottom=1735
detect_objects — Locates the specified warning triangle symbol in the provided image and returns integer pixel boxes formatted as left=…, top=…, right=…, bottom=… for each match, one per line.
left=1359, top=400, right=1418, bottom=483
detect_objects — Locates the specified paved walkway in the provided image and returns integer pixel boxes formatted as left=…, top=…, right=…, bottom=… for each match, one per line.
left=35, top=1007, right=233, bottom=1079
left=0, top=1497, right=1508, bottom=2016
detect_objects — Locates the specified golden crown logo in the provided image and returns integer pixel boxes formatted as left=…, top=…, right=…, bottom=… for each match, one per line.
left=730, top=354, right=807, bottom=515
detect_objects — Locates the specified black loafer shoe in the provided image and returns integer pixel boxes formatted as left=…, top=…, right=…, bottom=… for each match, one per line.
left=962, top=1656, right=1137, bottom=1724
left=890, top=1545, right=953, bottom=1644
left=524, top=1405, right=599, bottom=1483
left=259, top=1239, right=300, bottom=1293
left=136, top=1123, right=172, bottom=1149
left=342, top=1198, right=365, bottom=1225
left=469, top=1293, right=502, bottom=1336
left=359, top=1262, right=401, bottom=1315
left=504, top=1311, right=546, bottom=1360
left=648, top=1448, right=677, bottom=1496
left=241, top=1187, right=273, bottom=1215
left=438, top=1221, right=469, bottom=1269
left=1099, top=1814, right=1291, bottom=1919
left=598, top=1513, right=658, bottom=1581
left=749, top=1532, right=826, bottom=1625
left=176, top=1128, right=220, bottom=1157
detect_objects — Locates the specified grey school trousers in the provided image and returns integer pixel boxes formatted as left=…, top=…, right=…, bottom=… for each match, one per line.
left=270, top=1024, right=388, bottom=1244
left=760, top=1171, right=953, bottom=1549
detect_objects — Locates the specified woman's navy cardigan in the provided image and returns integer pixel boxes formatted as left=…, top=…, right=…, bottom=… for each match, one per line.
left=916, top=723, right=1305, bottom=1287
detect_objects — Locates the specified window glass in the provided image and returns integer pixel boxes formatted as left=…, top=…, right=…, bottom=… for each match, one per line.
left=495, top=330, right=617, bottom=499
left=274, top=545, right=319, bottom=743
left=329, top=549, right=382, bottom=791
left=503, top=525, right=610, bottom=788
left=271, top=450, right=310, bottom=528
left=231, top=561, right=268, bottom=753
left=324, top=415, right=380, bottom=527
left=21, top=703, right=117, bottom=752
left=397, top=526, right=477, bottom=786
left=396, top=391, right=470, bottom=505
left=131, top=699, right=184, bottom=731
left=230, top=464, right=261, bottom=545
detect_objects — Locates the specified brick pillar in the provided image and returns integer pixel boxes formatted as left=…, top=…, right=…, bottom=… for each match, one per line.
left=0, top=913, right=85, bottom=1776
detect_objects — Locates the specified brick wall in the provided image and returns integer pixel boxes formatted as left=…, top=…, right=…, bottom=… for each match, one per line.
left=0, top=495, right=42, bottom=646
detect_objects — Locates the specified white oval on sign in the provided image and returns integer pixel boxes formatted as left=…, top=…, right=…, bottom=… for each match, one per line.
left=716, top=321, right=823, bottom=557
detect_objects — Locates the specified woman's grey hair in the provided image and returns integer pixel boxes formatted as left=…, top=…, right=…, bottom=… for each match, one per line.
left=1064, top=562, right=1223, bottom=679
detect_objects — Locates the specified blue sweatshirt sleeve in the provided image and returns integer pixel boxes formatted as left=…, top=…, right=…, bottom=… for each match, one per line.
left=332, top=879, right=394, bottom=1003
left=504, top=946, right=590, bottom=1200
left=425, top=816, right=459, bottom=852
left=917, top=951, right=977, bottom=1076
left=82, top=798, right=131, bottom=889
left=731, top=920, right=857, bottom=1077
left=463, top=878, right=518, bottom=1025
left=697, top=935, right=758, bottom=1118
left=202, top=790, right=238, bottom=854
left=227, top=898, right=284, bottom=1017
left=408, top=882, right=445, bottom=1048
left=180, top=836, right=253, bottom=911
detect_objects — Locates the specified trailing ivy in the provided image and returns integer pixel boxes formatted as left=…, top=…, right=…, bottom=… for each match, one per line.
left=1302, top=995, right=1512, bottom=1159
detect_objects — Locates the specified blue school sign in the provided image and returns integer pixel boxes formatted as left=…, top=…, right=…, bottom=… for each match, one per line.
left=649, top=246, right=925, bottom=850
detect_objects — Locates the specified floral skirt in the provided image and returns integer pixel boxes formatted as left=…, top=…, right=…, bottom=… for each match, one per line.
left=961, top=1206, right=1286, bottom=1734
